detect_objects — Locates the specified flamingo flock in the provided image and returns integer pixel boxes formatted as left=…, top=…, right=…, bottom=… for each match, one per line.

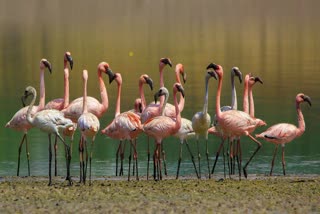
left=4, top=54, right=312, bottom=185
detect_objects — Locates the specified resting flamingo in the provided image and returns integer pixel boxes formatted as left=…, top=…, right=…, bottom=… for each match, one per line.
left=191, top=69, right=217, bottom=179
left=44, top=51, right=74, bottom=176
left=210, top=67, right=242, bottom=177
left=22, top=86, right=74, bottom=186
left=256, top=93, right=311, bottom=176
left=77, top=70, right=100, bottom=185
left=101, top=73, right=145, bottom=181
left=209, top=63, right=266, bottom=178
left=5, top=59, right=52, bottom=176
left=142, top=83, right=184, bottom=180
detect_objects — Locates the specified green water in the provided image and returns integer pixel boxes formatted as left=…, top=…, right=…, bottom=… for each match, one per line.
left=0, top=0, right=319, bottom=177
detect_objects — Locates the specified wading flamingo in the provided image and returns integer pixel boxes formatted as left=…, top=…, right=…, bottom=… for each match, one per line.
left=22, top=86, right=74, bottom=186
left=77, top=70, right=100, bottom=184
left=210, top=67, right=242, bottom=177
left=256, top=93, right=311, bottom=176
left=5, top=59, right=52, bottom=176
left=44, top=52, right=74, bottom=176
left=191, top=69, right=217, bottom=179
left=209, top=63, right=266, bottom=178
left=142, top=83, right=184, bottom=181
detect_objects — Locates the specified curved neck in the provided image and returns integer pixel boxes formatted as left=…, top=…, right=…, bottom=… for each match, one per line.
left=296, top=102, right=305, bottom=137
left=26, top=91, right=37, bottom=125
left=243, top=78, right=249, bottom=114
left=248, top=85, right=255, bottom=117
left=231, top=74, right=237, bottom=110
left=82, top=76, right=88, bottom=114
left=139, top=82, right=147, bottom=111
left=173, top=90, right=181, bottom=132
left=175, top=69, right=185, bottom=112
left=216, top=73, right=223, bottom=118
left=160, top=93, right=169, bottom=116
left=203, top=76, right=210, bottom=115
left=98, top=69, right=109, bottom=112
left=38, top=69, right=45, bottom=110
left=63, top=68, right=70, bottom=108
left=115, top=81, right=122, bottom=117
left=159, top=67, right=165, bottom=104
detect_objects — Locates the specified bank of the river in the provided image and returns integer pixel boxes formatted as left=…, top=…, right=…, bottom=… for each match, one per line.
left=0, top=175, right=319, bottom=213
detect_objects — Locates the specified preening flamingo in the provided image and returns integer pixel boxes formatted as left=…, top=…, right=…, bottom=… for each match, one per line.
left=142, top=83, right=184, bottom=180
left=44, top=52, right=74, bottom=176
left=191, top=69, right=217, bottom=179
left=5, top=59, right=52, bottom=176
left=209, top=63, right=266, bottom=178
left=77, top=70, right=100, bottom=184
left=22, top=86, right=74, bottom=186
left=256, top=93, right=311, bottom=176
left=210, top=67, right=242, bottom=177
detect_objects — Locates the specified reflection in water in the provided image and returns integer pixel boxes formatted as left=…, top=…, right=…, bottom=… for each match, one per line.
left=0, top=0, right=319, bottom=176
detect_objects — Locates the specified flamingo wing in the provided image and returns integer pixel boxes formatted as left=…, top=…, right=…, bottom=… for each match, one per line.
left=257, top=123, right=299, bottom=144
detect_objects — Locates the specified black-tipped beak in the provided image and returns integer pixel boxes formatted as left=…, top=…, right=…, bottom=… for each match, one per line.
left=66, top=55, right=73, bottom=70
left=176, top=84, right=185, bottom=98
left=154, top=92, right=159, bottom=104
left=161, top=58, right=172, bottom=67
left=138, top=103, right=143, bottom=113
left=208, top=70, right=218, bottom=80
left=182, top=72, right=187, bottom=84
left=146, top=77, right=153, bottom=91
left=238, top=75, right=243, bottom=84
left=106, top=68, right=116, bottom=84
left=43, top=60, right=52, bottom=73
left=233, top=68, right=242, bottom=83
left=21, top=96, right=26, bottom=107
left=255, top=77, right=263, bottom=84
left=206, top=63, right=219, bottom=70
left=304, top=95, right=312, bottom=106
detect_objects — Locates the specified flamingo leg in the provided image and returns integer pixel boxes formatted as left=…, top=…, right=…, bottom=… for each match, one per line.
left=270, top=144, right=279, bottom=176
left=89, top=139, right=94, bottom=185
left=54, top=134, right=58, bottom=177
left=185, top=140, right=199, bottom=179
left=133, top=139, right=139, bottom=180
left=236, top=138, right=242, bottom=180
left=229, top=138, right=233, bottom=176
left=25, top=134, right=30, bottom=177
left=196, top=136, right=201, bottom=179
left=84, top=138, right=89, bottom=184
left=48, top=134, right=52, bottom=186
left=56, top=132, right=72, bottom=186
left=158, top=144, right=162, bottom=180
left=282, top=146, right=286, bottom=176
left=211, top=138, right=225, bottom=175
left=161, top=142, right=167, bottom=176
left=222, top=144, right=226, bottom=179
left=128, top=141, right=132, bottom=181
left=115, top=140, right=122, bottom=176
left=17, top=133, right=27, bottom=176
left=243, top=134, right=262, bottom=179
left=176, top=142, right=183, bottom=179
left=147, top=136, right=150, bottom=180
left=232, top=139, right=237, bottom=175
left=120, top=141, right=126, bottom=176
left=79, top=136, right=84, bottom=183
left=205, top=134, right=211, bottom=179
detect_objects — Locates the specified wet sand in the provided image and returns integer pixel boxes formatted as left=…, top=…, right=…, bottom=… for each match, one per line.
left=0, top=175, right=319, bottom=213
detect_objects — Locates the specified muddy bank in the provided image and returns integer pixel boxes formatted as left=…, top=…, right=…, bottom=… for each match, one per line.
left=0, top=175, right=319, bottom=213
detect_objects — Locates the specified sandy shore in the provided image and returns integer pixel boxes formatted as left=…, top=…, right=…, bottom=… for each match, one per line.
left=0, top=175, right=319, bottom=213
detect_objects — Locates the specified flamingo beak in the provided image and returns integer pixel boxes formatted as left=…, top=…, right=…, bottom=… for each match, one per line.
left=43, top=60, right=52, bottom=73
left=106, top=68, right=116, bottom=84
left=154, top=93, right=159, bottom=104
left=181, top=72, right=187, bottom=83
left=145, top=77, right=154, bottom=90
left=208, top=70, right=218, bottom=80
left=21, top=96, right=26, bottom=107
left=255, top=77, right=263, bottom=84
left=138, top=103, right=143, bottom=113
left=177, top=84, right=185, bottom=98
left=303, top=95, right=312, bottom=106
left=66, top=55, right=73, bottom=70
left=206, top=63, right=219, bottom=70
left=161, top=58, right=172, bottom=67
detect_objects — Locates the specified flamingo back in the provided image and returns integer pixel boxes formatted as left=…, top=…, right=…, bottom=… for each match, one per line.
left=44, top=98, right=64, bottom=110
left=78, top=112, right=100, bottom=138
left=142, top=116, right=178, bottom=142
left=5, top=106, right=39, bottom=131
left=192, top=111, right=211, bottom=136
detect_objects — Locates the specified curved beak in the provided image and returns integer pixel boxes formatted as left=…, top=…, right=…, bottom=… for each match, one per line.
left=154, top=92, right=159, bottom=104
left=66, top=55, right=73, bottom=70
left=181, top=72, right=187, bottom=83
left=105, top=68, right=116, bottom=84
left=43, top=60, right=52, bottom=73
left=176, top=84, right=185, bottom=98
left=255, top=77, right=263, bottom=84
left=138, top=103, right=143, bottom=113
left=145, top=76, right=154, bottom=90
left=206, top=63, right=219, bottom=70
left=161, top=58, right=172, bottom=67
left=303, top=95, right=312, bottom=106
left=207, top=70, right=218, bottom=80
left=21, top=96, right=26, bottom=107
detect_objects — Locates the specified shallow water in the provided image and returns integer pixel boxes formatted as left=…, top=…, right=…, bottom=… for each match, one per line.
left=0, top=0, right=320, bottom=177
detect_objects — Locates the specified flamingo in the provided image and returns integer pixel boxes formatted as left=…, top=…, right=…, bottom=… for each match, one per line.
left=256, top=93, right=311, bottom=176
left=209, top=63, right=266, bottom=178
left=77, top=70, right=100, bottom=185
left=210, top=67, right=242, bottom=177
left=22, top=86, right=74, bottom=186
left=5, top=59, right=52, bottom=176
left=44, top=52, right=74, bottom=176
left=191, top=69, right=218, bottom=179
left=101, top=73, right=145, bottom=181
left=142, top=83, right=185, bottom=180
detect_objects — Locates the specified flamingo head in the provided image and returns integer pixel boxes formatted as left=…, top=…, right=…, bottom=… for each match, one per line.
left=173, top=82, right=185, bottom=98
left=99, top=62, right=116, bottom=84
left=175, top=63, right=186, bottom=83
left=159, top=58, right=172, bottom=70
left=40, top=59, right=52, bottom=73
left=248, top=73, right=263, bottom=86
left=296, top=93, right=312, bottom=106
left=83, top=70, right=88, bottom=81
left=22, top=86, right=36, bottom=106
left=111, top=73, right=122, bottom=85
left=64, top=52, right=73, bottom=70
left=154, top=87, right=169, bottom=103
left=207, top=63, right=222, bottom=79
left=140, top=74, right=153, bottom=90
left=134, top=98, right=143, bottom=113
left=231, top=67, right=242, bottom=83
left=205, top=69, right=218, bottom=81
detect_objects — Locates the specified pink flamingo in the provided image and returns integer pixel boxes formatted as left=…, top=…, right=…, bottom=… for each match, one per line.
left=5, top=59, right=52, bottom=176
left=101, top=73, right=145, bottom=180
left=22, top=86, right=74, bottom=186
left=142, top=83, right=185, bottom=180
left=256, top=93, right=311, bottom=176
left=191, top=69, right=217, bottom=179
left=77, top=70, right=100, bottom=184
left=44, top=52, right=73, bottom=176
left=209, top=63, right=266, bottom=178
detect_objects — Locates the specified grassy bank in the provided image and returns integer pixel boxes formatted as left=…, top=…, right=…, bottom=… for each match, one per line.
left=0, top=175, right=319, bottom=213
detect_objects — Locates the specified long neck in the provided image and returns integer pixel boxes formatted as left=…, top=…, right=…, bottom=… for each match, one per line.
left=26, top=92, right=37, bottom=125
left=296, top=102, right=305, bottom=137
left=248, top=85, right=255, bottom=117
left=160, top=93, right=169, bottom=116
left=98, top=70, right=109, bottom=112
left=216, top=73, right=223, bottom=119
left=82, top=77, right=88, bottom=113
left=243, top=79, right=249, bottom=114
left=38, top=69, right=45, bottom=110
left=231, top=74, right=237, bottom=110
left=203, top=77, right=209, bottom=115
left=139, top=82, right=146, bottom=111
left=173, top=90, right=181, bottom=132
left=63, top=67, right=70, bottom=108
left=159, top=67, right=165, bottom=104
left=175, top=70, right=185, bottom=112
left=115, top=81, right=121, bottom=117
